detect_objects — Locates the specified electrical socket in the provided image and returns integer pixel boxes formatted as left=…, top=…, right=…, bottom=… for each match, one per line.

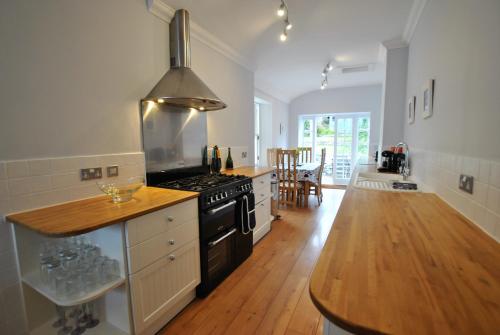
left=459, top=174, right=474, bottom=194
left=80, top=167, right=102, bottom=181
left=107, top=165, right=119, bottom=177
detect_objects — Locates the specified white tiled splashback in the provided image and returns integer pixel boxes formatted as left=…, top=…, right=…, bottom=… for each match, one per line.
left=0, top=152, right=145, bottom=335
left=411, top=149, right=500, bottom=242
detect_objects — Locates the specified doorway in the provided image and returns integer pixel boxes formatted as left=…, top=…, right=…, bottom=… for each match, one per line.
left=298, top=113, right=370, bottom=185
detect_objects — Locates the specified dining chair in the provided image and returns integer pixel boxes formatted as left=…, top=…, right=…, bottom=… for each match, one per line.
left=307, top=148, right=326, bottom=205
left=297, top=147, right=313, bottom=164
left=276, top=149, right=302, bottom=207
left=266, top=148, right=280, bottom=167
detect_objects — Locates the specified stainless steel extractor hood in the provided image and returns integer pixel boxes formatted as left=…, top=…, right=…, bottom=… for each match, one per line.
left=143, top=9, right=227, bottom=111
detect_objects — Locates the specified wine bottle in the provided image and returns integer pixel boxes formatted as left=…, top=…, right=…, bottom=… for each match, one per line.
left=226, top=147, right=234, bottom=169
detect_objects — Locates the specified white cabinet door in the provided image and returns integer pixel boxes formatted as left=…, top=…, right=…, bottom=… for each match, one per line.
left=129, top=240, right=200, bottom=334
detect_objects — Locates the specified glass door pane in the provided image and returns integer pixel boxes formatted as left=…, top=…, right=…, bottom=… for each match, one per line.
left=334, top=117, right=353, bottom=184
left=356, top=116, right=370, bottom=160
left=314, top=116, right=335, bottom=182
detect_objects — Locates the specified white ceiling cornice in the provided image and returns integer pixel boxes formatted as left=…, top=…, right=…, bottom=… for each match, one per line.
left=146, top=0, right=255, bottom=71
left=403, top=0, right=429, bottom=43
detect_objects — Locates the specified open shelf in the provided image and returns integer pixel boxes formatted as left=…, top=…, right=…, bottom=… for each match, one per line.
left=22, top=271, right=125, bottom=307
left=31, top=318, right=128, bottom=335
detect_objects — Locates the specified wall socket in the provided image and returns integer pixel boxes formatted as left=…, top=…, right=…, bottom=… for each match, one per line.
left=241, top=152, right=247, bottom=158
left=459, top=174, right=474, bottom=194
left=80, top=167, right=102, bottom=181
left=107, top=165, right=119, bottom=177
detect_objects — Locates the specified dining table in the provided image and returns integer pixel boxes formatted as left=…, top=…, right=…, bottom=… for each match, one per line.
left=296, top=162, right=321, bottom=207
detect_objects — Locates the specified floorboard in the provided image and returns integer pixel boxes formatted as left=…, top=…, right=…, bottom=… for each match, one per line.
left=159, top=189, right=345, bottom=335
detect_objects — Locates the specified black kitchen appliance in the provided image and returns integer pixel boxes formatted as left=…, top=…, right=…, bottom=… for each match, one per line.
left=148, top=166, right=255, bottom=297
left=377, top=150, right=405, bottom=173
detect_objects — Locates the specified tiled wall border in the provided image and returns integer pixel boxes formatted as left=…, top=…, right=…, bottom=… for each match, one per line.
left=411, top=149, right=500, bottom=242
left=0, top=152, right=145, bottom=334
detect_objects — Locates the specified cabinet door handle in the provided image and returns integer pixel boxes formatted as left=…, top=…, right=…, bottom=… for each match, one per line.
left=169, top=255, right=175, bottom=261
left=260, top=180, right=264, bottom=184
left=167, top=216, right=174, bottom=222
left=260, top=193, right=265, bottom=197
left=168, top=239, right=175, bottom=245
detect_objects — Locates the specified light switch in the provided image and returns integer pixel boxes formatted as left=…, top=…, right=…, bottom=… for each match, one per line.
left=458, top=174, right=473, bottom=194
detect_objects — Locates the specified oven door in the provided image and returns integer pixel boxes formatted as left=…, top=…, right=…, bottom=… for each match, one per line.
left=198, top=200, right=237, bottom=297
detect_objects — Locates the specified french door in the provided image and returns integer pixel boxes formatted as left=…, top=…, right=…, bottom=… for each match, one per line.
left=298, top=113, right=370, bottom=185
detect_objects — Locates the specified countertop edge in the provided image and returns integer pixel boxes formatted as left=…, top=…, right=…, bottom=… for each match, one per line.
left=6, top=188, right=199, bottom=237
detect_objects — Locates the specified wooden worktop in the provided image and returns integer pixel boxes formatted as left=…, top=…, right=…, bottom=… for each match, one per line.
left=7, top=186, right=198, bottom=237
left=224, top=166, right=275, bottom=178
left=309, top=168, right=500, bottom=334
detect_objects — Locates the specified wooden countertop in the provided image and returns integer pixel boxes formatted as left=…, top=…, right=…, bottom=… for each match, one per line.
left=7, top=186, right=199, bottom=237
left=224, top=166, right=275, bottom=178
left=309, top=168, right=500, bottom=334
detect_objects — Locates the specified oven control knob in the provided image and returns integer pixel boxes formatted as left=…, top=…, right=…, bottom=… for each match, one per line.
left=215, top=194, right=220, bottom=201
left=209, top=196, right=214, bottom=203
left=224, top=191, right=228, bottom=198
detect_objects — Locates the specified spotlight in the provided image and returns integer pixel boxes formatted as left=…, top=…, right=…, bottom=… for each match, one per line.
left=277, top=2, right=285, bottom=17
left=280, top=31, right=287, bottom=42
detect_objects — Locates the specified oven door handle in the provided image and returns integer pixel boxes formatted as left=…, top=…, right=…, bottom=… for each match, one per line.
left=207, top=200, right=236, bottom=215
left=208, top=228, right=237, bottom=247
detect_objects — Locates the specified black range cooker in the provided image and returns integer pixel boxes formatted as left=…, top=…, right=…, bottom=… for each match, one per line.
left=147, top=166, right=256, bottom=297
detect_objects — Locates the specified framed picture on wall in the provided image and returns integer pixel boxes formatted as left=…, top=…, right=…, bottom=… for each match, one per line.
left=408, top=96, right=416, bottom=124
left=422, top=79, right=434, bottom=119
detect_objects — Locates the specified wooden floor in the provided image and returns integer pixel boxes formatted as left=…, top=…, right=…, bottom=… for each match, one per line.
left=159, top=189, right=346, bottom=335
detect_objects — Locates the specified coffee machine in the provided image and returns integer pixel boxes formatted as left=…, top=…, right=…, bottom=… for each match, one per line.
left=378, top=148, right=405, bottom=173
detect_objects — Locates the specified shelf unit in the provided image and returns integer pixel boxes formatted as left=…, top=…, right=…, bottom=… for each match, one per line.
left=14, top=224, right=132, bottom=335
left=31, top=318, right=128, bottom=335
left=22, top=271, right=125, bottom=307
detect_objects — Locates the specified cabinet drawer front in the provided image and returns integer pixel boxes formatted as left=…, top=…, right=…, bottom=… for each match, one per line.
left=126, top=199, right=198, bottom=246
left=253, top=173, right=271, bottom=189
left=129, top=240, right=200, bottom=334
left=255, top=198, right=271, bottom=230
left=254, top=188, right=271, bottom=204
left=128, top=218, right=198, bottom=274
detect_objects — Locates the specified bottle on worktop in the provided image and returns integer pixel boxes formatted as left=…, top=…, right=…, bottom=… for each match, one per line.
left=226, top=147, right=234, bottom=170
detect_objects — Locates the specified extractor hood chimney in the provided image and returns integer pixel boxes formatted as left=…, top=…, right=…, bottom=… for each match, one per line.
left=143, top=9, right=227, bottom=111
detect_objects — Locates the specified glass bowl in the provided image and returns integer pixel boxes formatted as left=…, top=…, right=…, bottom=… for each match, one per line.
left=97, top=176, right=145, bottom=203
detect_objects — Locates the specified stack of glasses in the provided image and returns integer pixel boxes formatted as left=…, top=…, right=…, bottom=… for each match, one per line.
left=38, top=235, right=121, bottom=300
left=53, top=303, right=99, bottom=335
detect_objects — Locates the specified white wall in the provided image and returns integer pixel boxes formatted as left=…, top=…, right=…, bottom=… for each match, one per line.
left=255, top=90, right=290, bottom=149
left=0, top=0, right=255, bottom=332
left=404, top=0, right=500, bottom=241
left=193, top=40, right=255, bottom=165
left=404, top=0, right=500, bottom=159
left=289, top=85, right=383, bottom=155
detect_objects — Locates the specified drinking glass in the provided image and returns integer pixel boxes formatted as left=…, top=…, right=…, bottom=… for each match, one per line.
left=69, top=306, right=86, bottom=335
left=46, top=260, right=61, bottom=292
left=55, top=273, right=68, bottom=299
left=85, top=302, right=99, bottom=328
left=56, top=306, right=73, bottom=335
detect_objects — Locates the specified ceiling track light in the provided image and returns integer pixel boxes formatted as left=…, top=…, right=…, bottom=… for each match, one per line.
left=276, top=1, right=292, bottom=41
left=320, top=62, right=334, bottom=90
left=277, top=0, right=286, bottom=17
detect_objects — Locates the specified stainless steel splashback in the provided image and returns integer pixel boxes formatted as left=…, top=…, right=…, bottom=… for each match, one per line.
left=141, top=103, right=207, bottom=172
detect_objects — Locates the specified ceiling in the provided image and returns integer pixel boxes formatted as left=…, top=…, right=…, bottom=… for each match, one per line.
left=164, top=0, right=415, bottom=102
